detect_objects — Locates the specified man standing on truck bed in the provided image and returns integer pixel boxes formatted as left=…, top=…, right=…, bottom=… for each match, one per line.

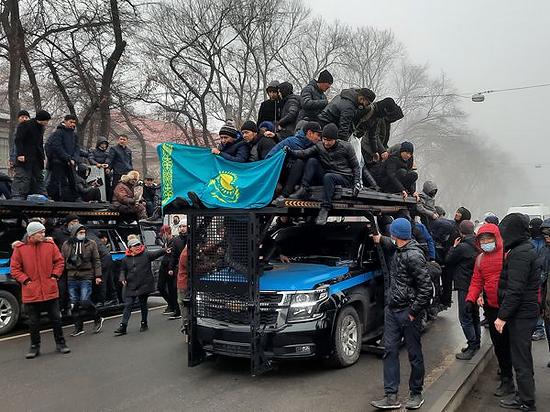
left=371, top=218, right=432, bottom=410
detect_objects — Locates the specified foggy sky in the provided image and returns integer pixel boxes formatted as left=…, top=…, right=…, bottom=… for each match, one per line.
left=304, top=0, right=550, bottom=205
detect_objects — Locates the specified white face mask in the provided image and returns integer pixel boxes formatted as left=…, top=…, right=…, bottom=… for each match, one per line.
left=480, top=242, right=496, bottom=253
left=391, top=238, right=397, bottom=245
left=76, top=233, right=86, bottom=241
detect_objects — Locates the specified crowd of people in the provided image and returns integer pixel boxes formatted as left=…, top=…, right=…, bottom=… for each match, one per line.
left=369, top=205, right=548, bottom=411
left=1, top=109, right=160, bottom=220
left=208, top=69, right=416, bottom=224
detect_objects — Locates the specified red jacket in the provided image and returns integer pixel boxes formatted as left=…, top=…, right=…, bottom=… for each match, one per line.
left=177, top=247, right=188, bottom=291
left=10, top=239, right=65, bottom=303
left=466, top=224, right=504, bottom=308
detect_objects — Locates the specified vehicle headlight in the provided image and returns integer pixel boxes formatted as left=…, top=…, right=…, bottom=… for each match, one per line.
left=287, top=288, right=329, bottom=322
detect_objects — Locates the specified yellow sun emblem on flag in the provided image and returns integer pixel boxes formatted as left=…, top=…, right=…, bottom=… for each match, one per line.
left=208, top=171, right=240, bottom=203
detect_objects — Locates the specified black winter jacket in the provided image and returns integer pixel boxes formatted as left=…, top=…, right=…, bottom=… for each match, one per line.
left=278, top=94, right=300, bottom=136
left=14, top=119, right=46, bottom=168
left=381, top=238, right=432, bottom=317
left=291, top=140, right=361, bottom=185
left=89, top=138, right=109, bottom=165
left=445, top=235, right=478, bottom=290
left=120, top=248, right=166, bottom=297
left=317, top=89, right=360, bottom=141
left=219, top=139, right=250, bottom=163
left=380, top=153, right=414, bottom=192
left=45, top=124, right=80, bottom=166
left=257, top=99, right=281, bottom=125
left=298, top=80, right=328, bottom=122
left=248, top=134, right=276, bottom=161
left=170, top=233, right=188, bottom=272
left=107, top=144, right=133, bottom=175
left=498, top=213, right=541, bottom=320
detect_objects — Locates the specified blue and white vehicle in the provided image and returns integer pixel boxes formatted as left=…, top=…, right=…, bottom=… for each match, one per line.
left=193, top=221, right=386, bottom=368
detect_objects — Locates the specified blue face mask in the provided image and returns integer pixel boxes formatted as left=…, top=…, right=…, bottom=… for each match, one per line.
left=480, top=242, right=496, bottom=253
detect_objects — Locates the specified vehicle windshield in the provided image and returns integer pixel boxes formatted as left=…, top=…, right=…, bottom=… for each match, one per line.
left=266, top=222, right=366, bottom=266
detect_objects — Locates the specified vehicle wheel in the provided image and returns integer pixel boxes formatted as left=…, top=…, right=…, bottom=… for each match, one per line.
left=0, top=290, right=20, bottom=336
left=328, top=305, right=362, bottom=368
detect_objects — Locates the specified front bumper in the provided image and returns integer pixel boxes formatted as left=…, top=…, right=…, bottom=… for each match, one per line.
left=195, top=311, right=335, bottom=360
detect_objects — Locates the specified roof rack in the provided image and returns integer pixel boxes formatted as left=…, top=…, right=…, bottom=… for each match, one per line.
left=0, top=200, right=119, bottom=219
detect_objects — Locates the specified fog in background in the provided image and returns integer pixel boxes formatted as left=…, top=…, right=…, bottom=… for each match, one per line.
left=305, top=0, right=550, bottom=217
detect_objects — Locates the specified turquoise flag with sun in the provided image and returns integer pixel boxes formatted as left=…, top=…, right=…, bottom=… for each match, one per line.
left=157, top=143, right=286, bottom=209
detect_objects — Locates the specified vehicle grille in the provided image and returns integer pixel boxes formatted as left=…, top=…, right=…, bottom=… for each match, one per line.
left=196, top=292, right=282, bottom=325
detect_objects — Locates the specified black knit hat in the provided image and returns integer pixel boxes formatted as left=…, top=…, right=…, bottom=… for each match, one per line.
left=35, top=110, right=52, bottom=121
left=240, top=120, right=257, bottom=133
left=65, top=214, right=80, bottom=224
left=358, top=88, right=376, bottom=103
left=456, top=207, right=472, bottom=222
left=17, top=110, right=30, bottom=118
left=322, top=123, right=338, bottom=140
left=400, top=141, right=414, bottom=154
left=219, top=125, right=239, bottom=140
left=278, top=82, right=293, bottom=98
left=317, top=70, right=334, bottom=84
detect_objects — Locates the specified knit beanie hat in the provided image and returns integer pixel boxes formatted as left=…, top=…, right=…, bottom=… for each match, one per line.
left=278, top=82, right=293, bottom=98
left=456, top=207, right=472, bottom=221
left=322, top=123, right=339, bottom=139
left=27, top=221, right=46, bottom=237
left=485, top=215, right=499, bottom=225
left=266, top=80, right=279, bottom=92
left=219, top=125, right=239, bottom=140
left=358, top=88, right=376, bottom=102
left=127, top=234, right=142, bottom=247
left=17, top=110, right=30, bottom=118
left=35, top=110, right=52, bottom=121
left=240, top=120, right=258, bottom=133
left=459, top=220, right=475, bottom=236
left=317, top=70, right=334, bottom=84
left=390, top=218, right=412, bottom=240
left=400, top=141, right=414, bottom=154
left=258, top=121, right=275, bottom=133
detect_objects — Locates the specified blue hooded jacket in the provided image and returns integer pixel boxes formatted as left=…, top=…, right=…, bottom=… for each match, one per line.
left=266, top=129, right=314, bottom=158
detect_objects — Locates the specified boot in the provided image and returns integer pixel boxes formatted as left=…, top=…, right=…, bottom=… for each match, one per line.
left=494, top=376, right=516, bottom=397
left=94, top=317, right=105, bottom=334
left=26, top=344, right=40, bottom=359
left=114, top=323, right=127, bottom=336
left=55, top=342, right=71, bottom=354
left=315, top=207, right=329, bottom=225
left=140, top=321, right=149, bottom=332
left=289, top=186, right=311, bottom=200
left=371, top=393, right=401, bottom=410
left=456, top=346, right=478, bottom=360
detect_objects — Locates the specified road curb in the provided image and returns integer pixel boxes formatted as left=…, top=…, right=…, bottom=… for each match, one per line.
left=424, top=332, right=495, bottom=412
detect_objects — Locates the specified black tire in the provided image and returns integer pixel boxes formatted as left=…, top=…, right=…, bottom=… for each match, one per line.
left=0, top=290, right=20, bottom=336
left=327, top=305, right=362, bottom=368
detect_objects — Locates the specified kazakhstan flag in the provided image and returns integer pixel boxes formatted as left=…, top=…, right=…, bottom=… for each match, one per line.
left=157, top=143, right=286, bottom=209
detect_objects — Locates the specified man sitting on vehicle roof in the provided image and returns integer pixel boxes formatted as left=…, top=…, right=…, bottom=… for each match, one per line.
left=287, top=123, right=361, bottom=225
left=211, top=125, right=249, bottom=163
left=379, top=141, right=419, bottom=200
left=240, top=120, right=276, bottom=162
left=267, top=121, right=322, bottom=201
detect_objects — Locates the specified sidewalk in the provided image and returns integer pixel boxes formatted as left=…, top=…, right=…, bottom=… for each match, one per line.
left=460, top=337, right=550, bottom=411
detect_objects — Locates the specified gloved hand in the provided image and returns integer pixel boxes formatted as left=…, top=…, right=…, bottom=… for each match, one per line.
left=353, top=182, right=362, bottom=197
left=464, top=300, right=475, bottom=314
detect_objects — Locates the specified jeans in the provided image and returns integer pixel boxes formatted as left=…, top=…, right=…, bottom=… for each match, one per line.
left=457, top=289, right=481, bottom=348
left=68, top=279, right=100, bottom=328
left=302, top=158, right=352, bottom=209
left=280, top=159, right=305, bottom=197
left=11, top=163, right=45, bottom=199
left=508, top=317, right=538, bottom=407
left=121, top=294, right=149, bottom=325
left=484, top=306, right=513, bottom=379
left=26, top=299, right=65, bottom=346
left=383, top=307, right=425, bottom=395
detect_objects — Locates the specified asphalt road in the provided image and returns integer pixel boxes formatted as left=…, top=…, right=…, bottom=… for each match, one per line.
left=0, top=303, right=465, bottom=412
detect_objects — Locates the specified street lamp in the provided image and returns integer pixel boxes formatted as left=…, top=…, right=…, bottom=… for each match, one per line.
left=471, top=93, right=485, bottom=102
